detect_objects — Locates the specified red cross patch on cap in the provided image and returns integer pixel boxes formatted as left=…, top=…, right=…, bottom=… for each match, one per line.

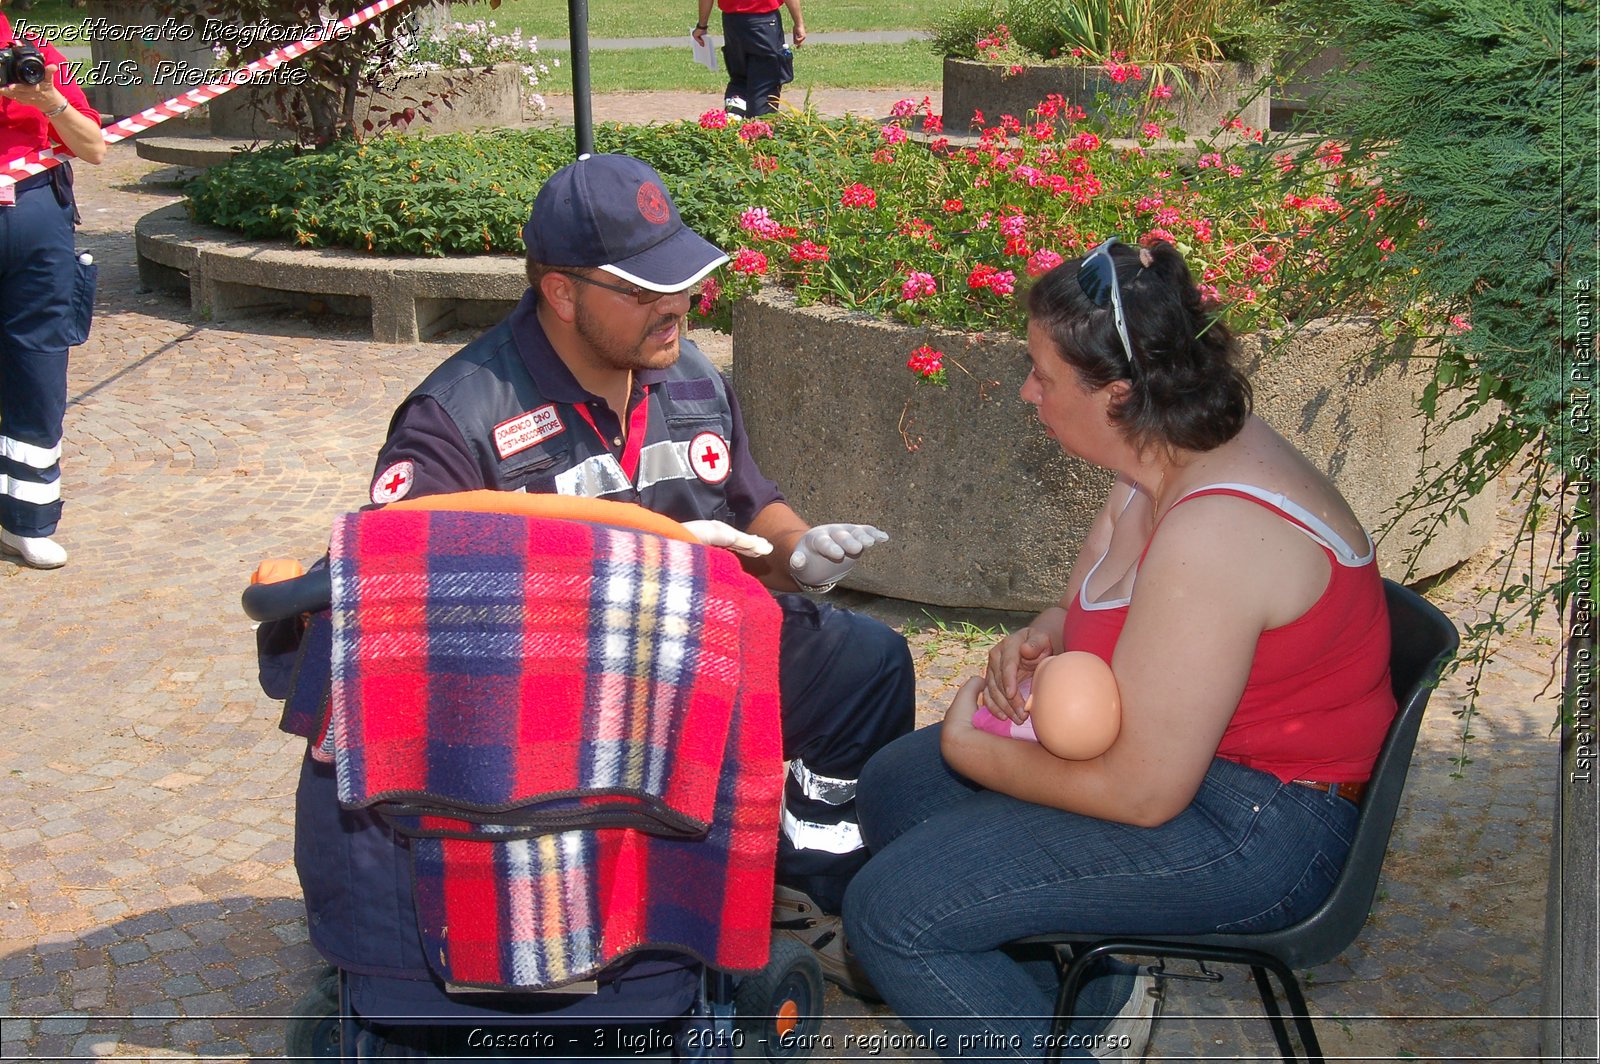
left=637, top=182, right=670, bottom=225
left=371, top=460, right=415, bottom=504
left=688, top=432, right=731, bottom=485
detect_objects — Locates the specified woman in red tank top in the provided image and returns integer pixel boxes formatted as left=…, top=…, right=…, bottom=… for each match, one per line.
left=843, top=239, right=1398, bottom=1061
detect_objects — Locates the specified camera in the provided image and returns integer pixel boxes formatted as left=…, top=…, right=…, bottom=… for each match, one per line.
left=0, top=40, right=46, bottom=87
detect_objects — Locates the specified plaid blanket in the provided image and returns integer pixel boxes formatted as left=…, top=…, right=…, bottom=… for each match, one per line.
left=326, top=507, right=783, bottom=988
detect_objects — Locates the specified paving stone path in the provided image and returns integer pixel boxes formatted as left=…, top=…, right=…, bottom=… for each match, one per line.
left=0, top=95, right=1567, bottom=1062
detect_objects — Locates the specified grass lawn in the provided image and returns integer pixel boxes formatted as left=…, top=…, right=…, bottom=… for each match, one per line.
left=15, top=1, right=943, bottom=94
left=454, top=0, right=960, bottom=39
left=537, top=40, right=940, bottom=94
left=4, top=1, right=83, bottom=33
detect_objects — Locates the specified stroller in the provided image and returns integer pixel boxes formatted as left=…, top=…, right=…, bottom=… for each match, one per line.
left=245, top=493, right=827, bottom=1061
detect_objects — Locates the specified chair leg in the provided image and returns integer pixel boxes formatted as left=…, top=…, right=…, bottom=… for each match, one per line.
left=1046, top=943, right=1123, bottom=1064
left=1249, top=960, right=1325, bottom=1064
left=1251, top=965, right=1298, bottom=1061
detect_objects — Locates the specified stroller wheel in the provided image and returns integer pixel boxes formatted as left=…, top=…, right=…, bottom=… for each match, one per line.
left=285, top=966, right=344, bottom=1060
left=733, top=937, right=825, bottom=1061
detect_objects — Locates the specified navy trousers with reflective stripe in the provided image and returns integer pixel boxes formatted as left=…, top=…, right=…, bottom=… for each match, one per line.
left=775, top=593, right=916, bottom=913
left=0, top=183, right=77, bottom=538
left=720, top=9, right=787, bottom=117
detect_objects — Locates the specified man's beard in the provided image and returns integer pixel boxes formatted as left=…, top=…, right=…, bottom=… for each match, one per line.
left=573, top=298, right=680, bottom=371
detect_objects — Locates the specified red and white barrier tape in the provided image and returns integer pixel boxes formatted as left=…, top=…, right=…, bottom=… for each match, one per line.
left=0, top=0, right=417, bottom=186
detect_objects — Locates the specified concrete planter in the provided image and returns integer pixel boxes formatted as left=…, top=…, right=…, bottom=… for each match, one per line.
left=941, top=57, right=1270, bottom=139
left=736, top=291, right=1498, bottom=611
left=208, top=62, right=524, bottom=139
left=88, top=2, right=218, bottom=122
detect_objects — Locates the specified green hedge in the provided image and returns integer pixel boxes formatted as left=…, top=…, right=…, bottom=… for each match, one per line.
left=184, top=123, right=825, bottom=257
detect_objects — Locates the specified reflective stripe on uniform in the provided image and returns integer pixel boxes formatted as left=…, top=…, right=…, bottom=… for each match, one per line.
left=553, top=453, right=631, bottom=498
left=0, top=435, right=60, bottom=469
left=635, top=439, right=697, bottom=492
left=780, top=806, right=865, bottom=854
left=789, top=760, right=857, bottom=806
left=0, top=474, right=61, bottom=505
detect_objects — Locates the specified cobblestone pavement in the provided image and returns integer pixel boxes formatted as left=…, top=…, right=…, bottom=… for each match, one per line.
left=0, top=99, right=1570, bottom=1062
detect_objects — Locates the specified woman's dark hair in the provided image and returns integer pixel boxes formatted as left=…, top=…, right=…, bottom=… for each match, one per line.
left=1025, top=239, right=1251, bottom=453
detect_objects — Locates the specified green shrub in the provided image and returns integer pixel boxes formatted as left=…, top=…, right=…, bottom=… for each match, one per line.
left=185, top=124, right=759, bottom=256
left=1278, top=0, right=1595, bottom=758
left=928, top=0, right=1282, bottom=66
left=190, top=94, right=1402, bottom=344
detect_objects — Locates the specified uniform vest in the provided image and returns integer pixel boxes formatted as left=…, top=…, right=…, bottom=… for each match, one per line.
left=401, top=318, right=740, bottom=524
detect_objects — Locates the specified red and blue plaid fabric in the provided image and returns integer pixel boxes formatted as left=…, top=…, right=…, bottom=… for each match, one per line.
left=326, top=507, right=783, bottom=989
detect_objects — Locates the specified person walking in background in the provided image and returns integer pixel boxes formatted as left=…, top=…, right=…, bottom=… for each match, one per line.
left=692, top=0, right=805, bottom=117
left=0, top=0, right=105, bottom=570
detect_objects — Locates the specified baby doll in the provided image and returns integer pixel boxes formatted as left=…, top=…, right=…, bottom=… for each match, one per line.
left=971, top=651, right=1122, bottom=759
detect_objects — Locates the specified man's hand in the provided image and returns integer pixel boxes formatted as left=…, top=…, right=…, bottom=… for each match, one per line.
left=788, top=523, right=888, bottom=590
left=682, top=519, right=774, bottom=558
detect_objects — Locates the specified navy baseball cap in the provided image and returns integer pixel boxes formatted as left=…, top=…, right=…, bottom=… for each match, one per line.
left=523, top=154, right=729, bottom=293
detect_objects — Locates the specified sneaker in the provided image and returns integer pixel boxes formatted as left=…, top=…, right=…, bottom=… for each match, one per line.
left=0, top=529, right=67, bottom=569
left=1091, top=973, right=1163, bottom=1061
left=771, top=884, right=880, bottom=1001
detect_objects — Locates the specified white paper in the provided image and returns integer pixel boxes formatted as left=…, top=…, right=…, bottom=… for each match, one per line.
left=692, top=33, right=718, bottom=73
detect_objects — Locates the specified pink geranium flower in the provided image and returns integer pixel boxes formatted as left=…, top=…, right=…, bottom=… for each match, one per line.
left=1027, top=249, right=1064, bottom=276
left=902, top=272, right=938, bottom=301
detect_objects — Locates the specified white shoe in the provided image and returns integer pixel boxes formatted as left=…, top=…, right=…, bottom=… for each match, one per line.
left=0, top=529, right=68, bottom=569
left=1091, top=973, right=1163, bottom=1061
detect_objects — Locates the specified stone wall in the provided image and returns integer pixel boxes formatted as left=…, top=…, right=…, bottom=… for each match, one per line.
left=736, top=292, right=1498, bottom=611
left=208, top=62, right=524, bottom=139
left=942, top=58, right=1270, bottom=139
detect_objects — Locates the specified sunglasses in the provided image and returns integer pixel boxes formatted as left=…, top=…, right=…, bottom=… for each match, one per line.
left=1077, top=238, right=1138, bottom=374
left=556, top=269, right=675, bottom=306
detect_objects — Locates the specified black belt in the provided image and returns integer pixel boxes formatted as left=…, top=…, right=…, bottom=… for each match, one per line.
left=12, top=168, right=56, bottom=195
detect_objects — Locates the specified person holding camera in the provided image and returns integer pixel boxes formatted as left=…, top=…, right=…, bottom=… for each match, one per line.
left=0, top=0, right=105, bottom=569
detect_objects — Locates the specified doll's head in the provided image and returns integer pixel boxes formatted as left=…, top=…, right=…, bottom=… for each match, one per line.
left=1024, top=651, right=1122, bottom=759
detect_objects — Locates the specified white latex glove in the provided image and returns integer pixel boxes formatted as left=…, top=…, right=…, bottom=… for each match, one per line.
left=788, top=523, right=889, bottom=591
left=682, top=519, right=774, bottom=558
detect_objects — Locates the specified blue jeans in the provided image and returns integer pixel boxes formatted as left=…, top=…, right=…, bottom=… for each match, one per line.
left=842, top=726, right=1359, bottom=1061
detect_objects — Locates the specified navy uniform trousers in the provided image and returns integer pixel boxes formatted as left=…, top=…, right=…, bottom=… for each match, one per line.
left=720, top=8, right=788, bottom=117
left=291, top=591, right=915, bottom=979
left=0, top=175, right=86, bottom=538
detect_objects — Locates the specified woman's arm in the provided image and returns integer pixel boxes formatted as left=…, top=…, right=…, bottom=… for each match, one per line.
left=0, top=62, right=105, bottom=164
left=949, top=495, right=1324, bottom=825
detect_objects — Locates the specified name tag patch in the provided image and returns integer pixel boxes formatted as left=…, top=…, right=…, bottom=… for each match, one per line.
left=494, top=405, right=565, bottom=459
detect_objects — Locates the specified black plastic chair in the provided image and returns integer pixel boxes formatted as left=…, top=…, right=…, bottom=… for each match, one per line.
left=1030, top=579, right=1459, bottom=1064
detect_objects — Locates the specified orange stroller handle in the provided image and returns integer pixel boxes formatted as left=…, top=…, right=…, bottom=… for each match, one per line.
left=387, top=490, right=699, bottom=544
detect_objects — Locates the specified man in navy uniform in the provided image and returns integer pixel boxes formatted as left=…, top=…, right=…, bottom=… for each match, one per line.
left=352, top=153, right=913, bottom=995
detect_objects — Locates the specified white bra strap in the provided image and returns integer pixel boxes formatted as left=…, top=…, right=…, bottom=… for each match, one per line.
left=1175, top=482, right=1373, bottom=566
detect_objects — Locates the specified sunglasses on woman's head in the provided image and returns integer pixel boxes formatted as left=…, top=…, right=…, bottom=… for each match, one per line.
left=1077, top=238, right=1138, bottom=375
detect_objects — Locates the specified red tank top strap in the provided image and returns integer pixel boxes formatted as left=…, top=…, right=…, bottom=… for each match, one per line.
left=1138, top=484, right=1371, bottom=567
